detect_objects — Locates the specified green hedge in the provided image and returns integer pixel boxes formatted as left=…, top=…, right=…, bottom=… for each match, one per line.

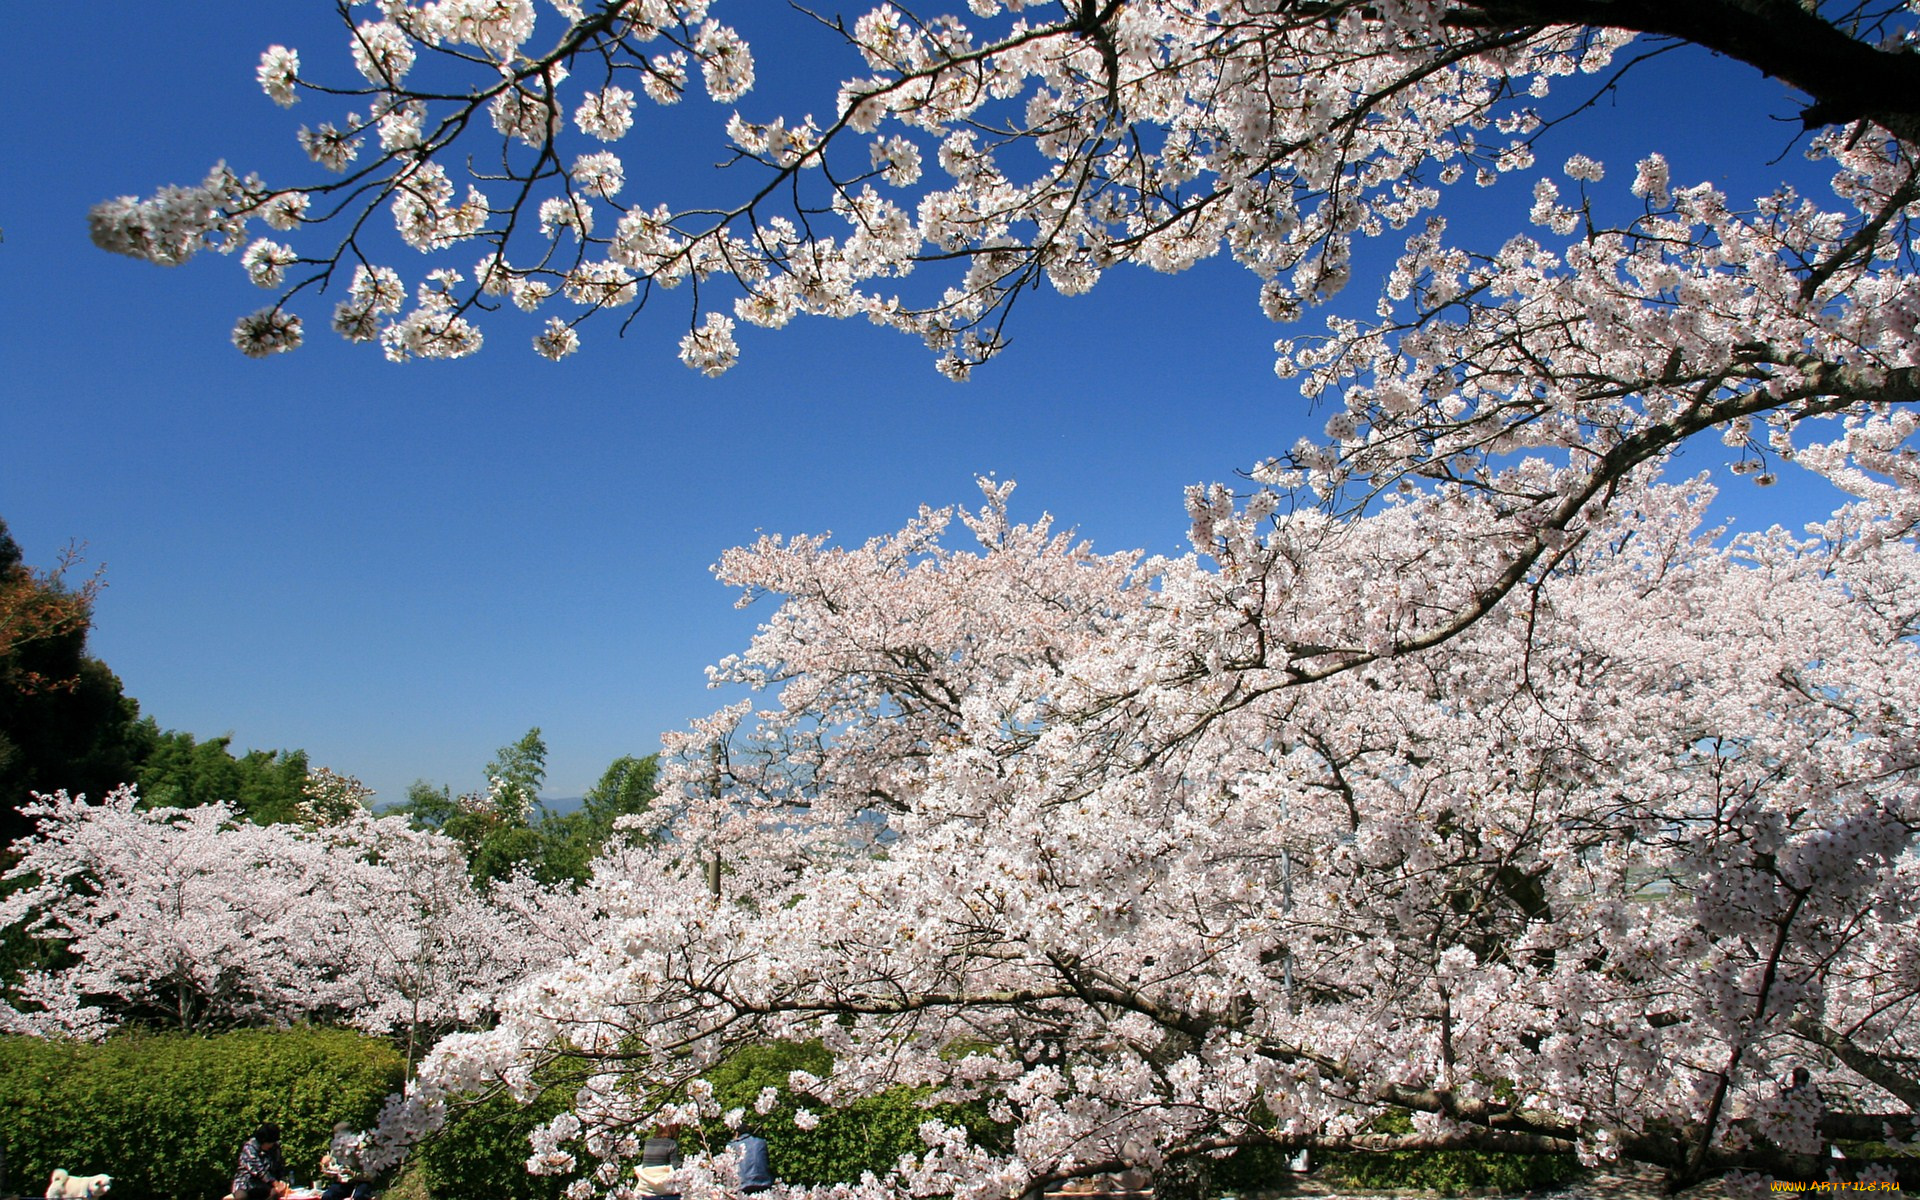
left=0, top=1028, right=404, bottom=1200
left=0, top=1029, right=999, bottom=1200
left=1177, top=1108, right=1584, bottom=1199
left=405, top=1039, right=1006, bottom=1199
left=414, top=1085, right=571, bottom=1200
left=1314, top=1145, right=1583, bottom=1195
left=697, top=1040, right=1003, bottom=1187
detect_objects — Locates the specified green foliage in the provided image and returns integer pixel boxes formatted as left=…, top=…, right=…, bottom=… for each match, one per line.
left=581, top=755, right=658, bottom=830
left=0, top=1027, right=404, bottom=1200
left=414, top=1083, right=572, bottom=1200
left=466, top=823, right=546, bottom=884
left=397, top=740, right=658, bottom=887
left=396, top=730, right=550, bottom=884
left=484, top=729, right=548, bottom=820
left=1314, top=1145, right=1581, bottom=1195
left=699, top=1040, right=1002, bottom=1187
left=379, top=1160, right=434, bottom=1200
left=531, top=755, right=659, bottom=885
left=135, top=725, right=311, bottom=825
left=0, top=518, right=149, bottom=849
left=516, top=811, right=604, bottom=886
left=397, top=780, right=459, bottom=830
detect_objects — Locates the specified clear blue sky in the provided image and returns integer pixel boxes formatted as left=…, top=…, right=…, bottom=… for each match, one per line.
left=0, top=4, right=1841, bottom=805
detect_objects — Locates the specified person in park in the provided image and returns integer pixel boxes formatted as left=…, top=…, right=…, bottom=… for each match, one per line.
left=632, top=1124, right=682, bottom=1199
left=318, top=1123, right=373, bottom=1200
left=726, top=1128, right=774, bottom=1195
left=231, top=1125, right=288, bottom=1200
left=68, top=1, right=1920, bottom=1195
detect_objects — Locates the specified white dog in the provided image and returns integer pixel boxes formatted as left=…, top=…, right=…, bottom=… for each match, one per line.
left=45, top=1170, right=113, bottom=1200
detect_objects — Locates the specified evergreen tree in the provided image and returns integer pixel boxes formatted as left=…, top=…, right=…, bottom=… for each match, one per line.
left=397, top=734, right=658, bottom=886
left=0, top=519, right=149, bottom=850
left=535, top=754, right=659, bottom=885
left=134, top=726, right=310, bottom=825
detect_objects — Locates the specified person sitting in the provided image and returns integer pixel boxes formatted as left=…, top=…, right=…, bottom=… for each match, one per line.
left=632, top=1124, right=682, bottom=1200
left=318, top=1123, right=374, bottom=1200
left=727, top=1129, right=774, bottom=1194
left=232, top=1125, right=289, bottom=1200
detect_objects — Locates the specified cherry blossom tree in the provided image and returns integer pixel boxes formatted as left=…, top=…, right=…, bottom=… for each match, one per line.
left=313, top=809, right=599, bottom=1071
left=0, top=787, right=592, bottom=1051
left=87, top=0, right=1920, bottom=654
left=81, top=2, right=1920, bottom=1194
left=299, top=765, right=376, bottom=826
left=339, top=473, right=1915, bottom=1197
left=0, top=788, right=340, bottom=1034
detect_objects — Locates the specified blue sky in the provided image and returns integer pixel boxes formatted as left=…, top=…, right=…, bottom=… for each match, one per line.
left=0, top=4, right=1844, bottom=805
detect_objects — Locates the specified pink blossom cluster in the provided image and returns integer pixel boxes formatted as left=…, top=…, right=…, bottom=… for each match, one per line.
left=83, top=4, right=1920, bottom=577
left=0, top=787, right=594, bottom=1042
left=337, top=473, right=1919, bottom=1195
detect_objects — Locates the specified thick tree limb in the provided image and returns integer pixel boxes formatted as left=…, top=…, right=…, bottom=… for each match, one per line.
left=1460, top=0, right=1920, bottom=142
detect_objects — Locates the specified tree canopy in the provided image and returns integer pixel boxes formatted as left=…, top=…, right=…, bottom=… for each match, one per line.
left=399, top=732, right=658, bottom=884
left=0, top=788, right=591, bottom=1042
left=134, top=727, right=311, bottom=826
left=0, top=521, right=147, bottom=850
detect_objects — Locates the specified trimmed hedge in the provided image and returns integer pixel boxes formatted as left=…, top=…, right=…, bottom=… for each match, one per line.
left=1179, top=1108, right=1585, bottom=1199
left=1314, top=1145, right=1583, bottom=1195
left=0, top=1029, right=998, bottom=1200
left=0, top=1028, right=404, bottom=1200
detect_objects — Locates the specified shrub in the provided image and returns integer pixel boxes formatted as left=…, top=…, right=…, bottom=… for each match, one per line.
left=0, top=1028, right=403, bottom=1200
left=327, top=1037, right=1006, bottom=1200
left=697, top=1040, right=1003, bottom=1187
left=413, top=1085, right=573, bottom=1200
left=1202, top=1110, right=1582, bottom=1199
left=1314, top=1145, right=1582, bottom=1195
